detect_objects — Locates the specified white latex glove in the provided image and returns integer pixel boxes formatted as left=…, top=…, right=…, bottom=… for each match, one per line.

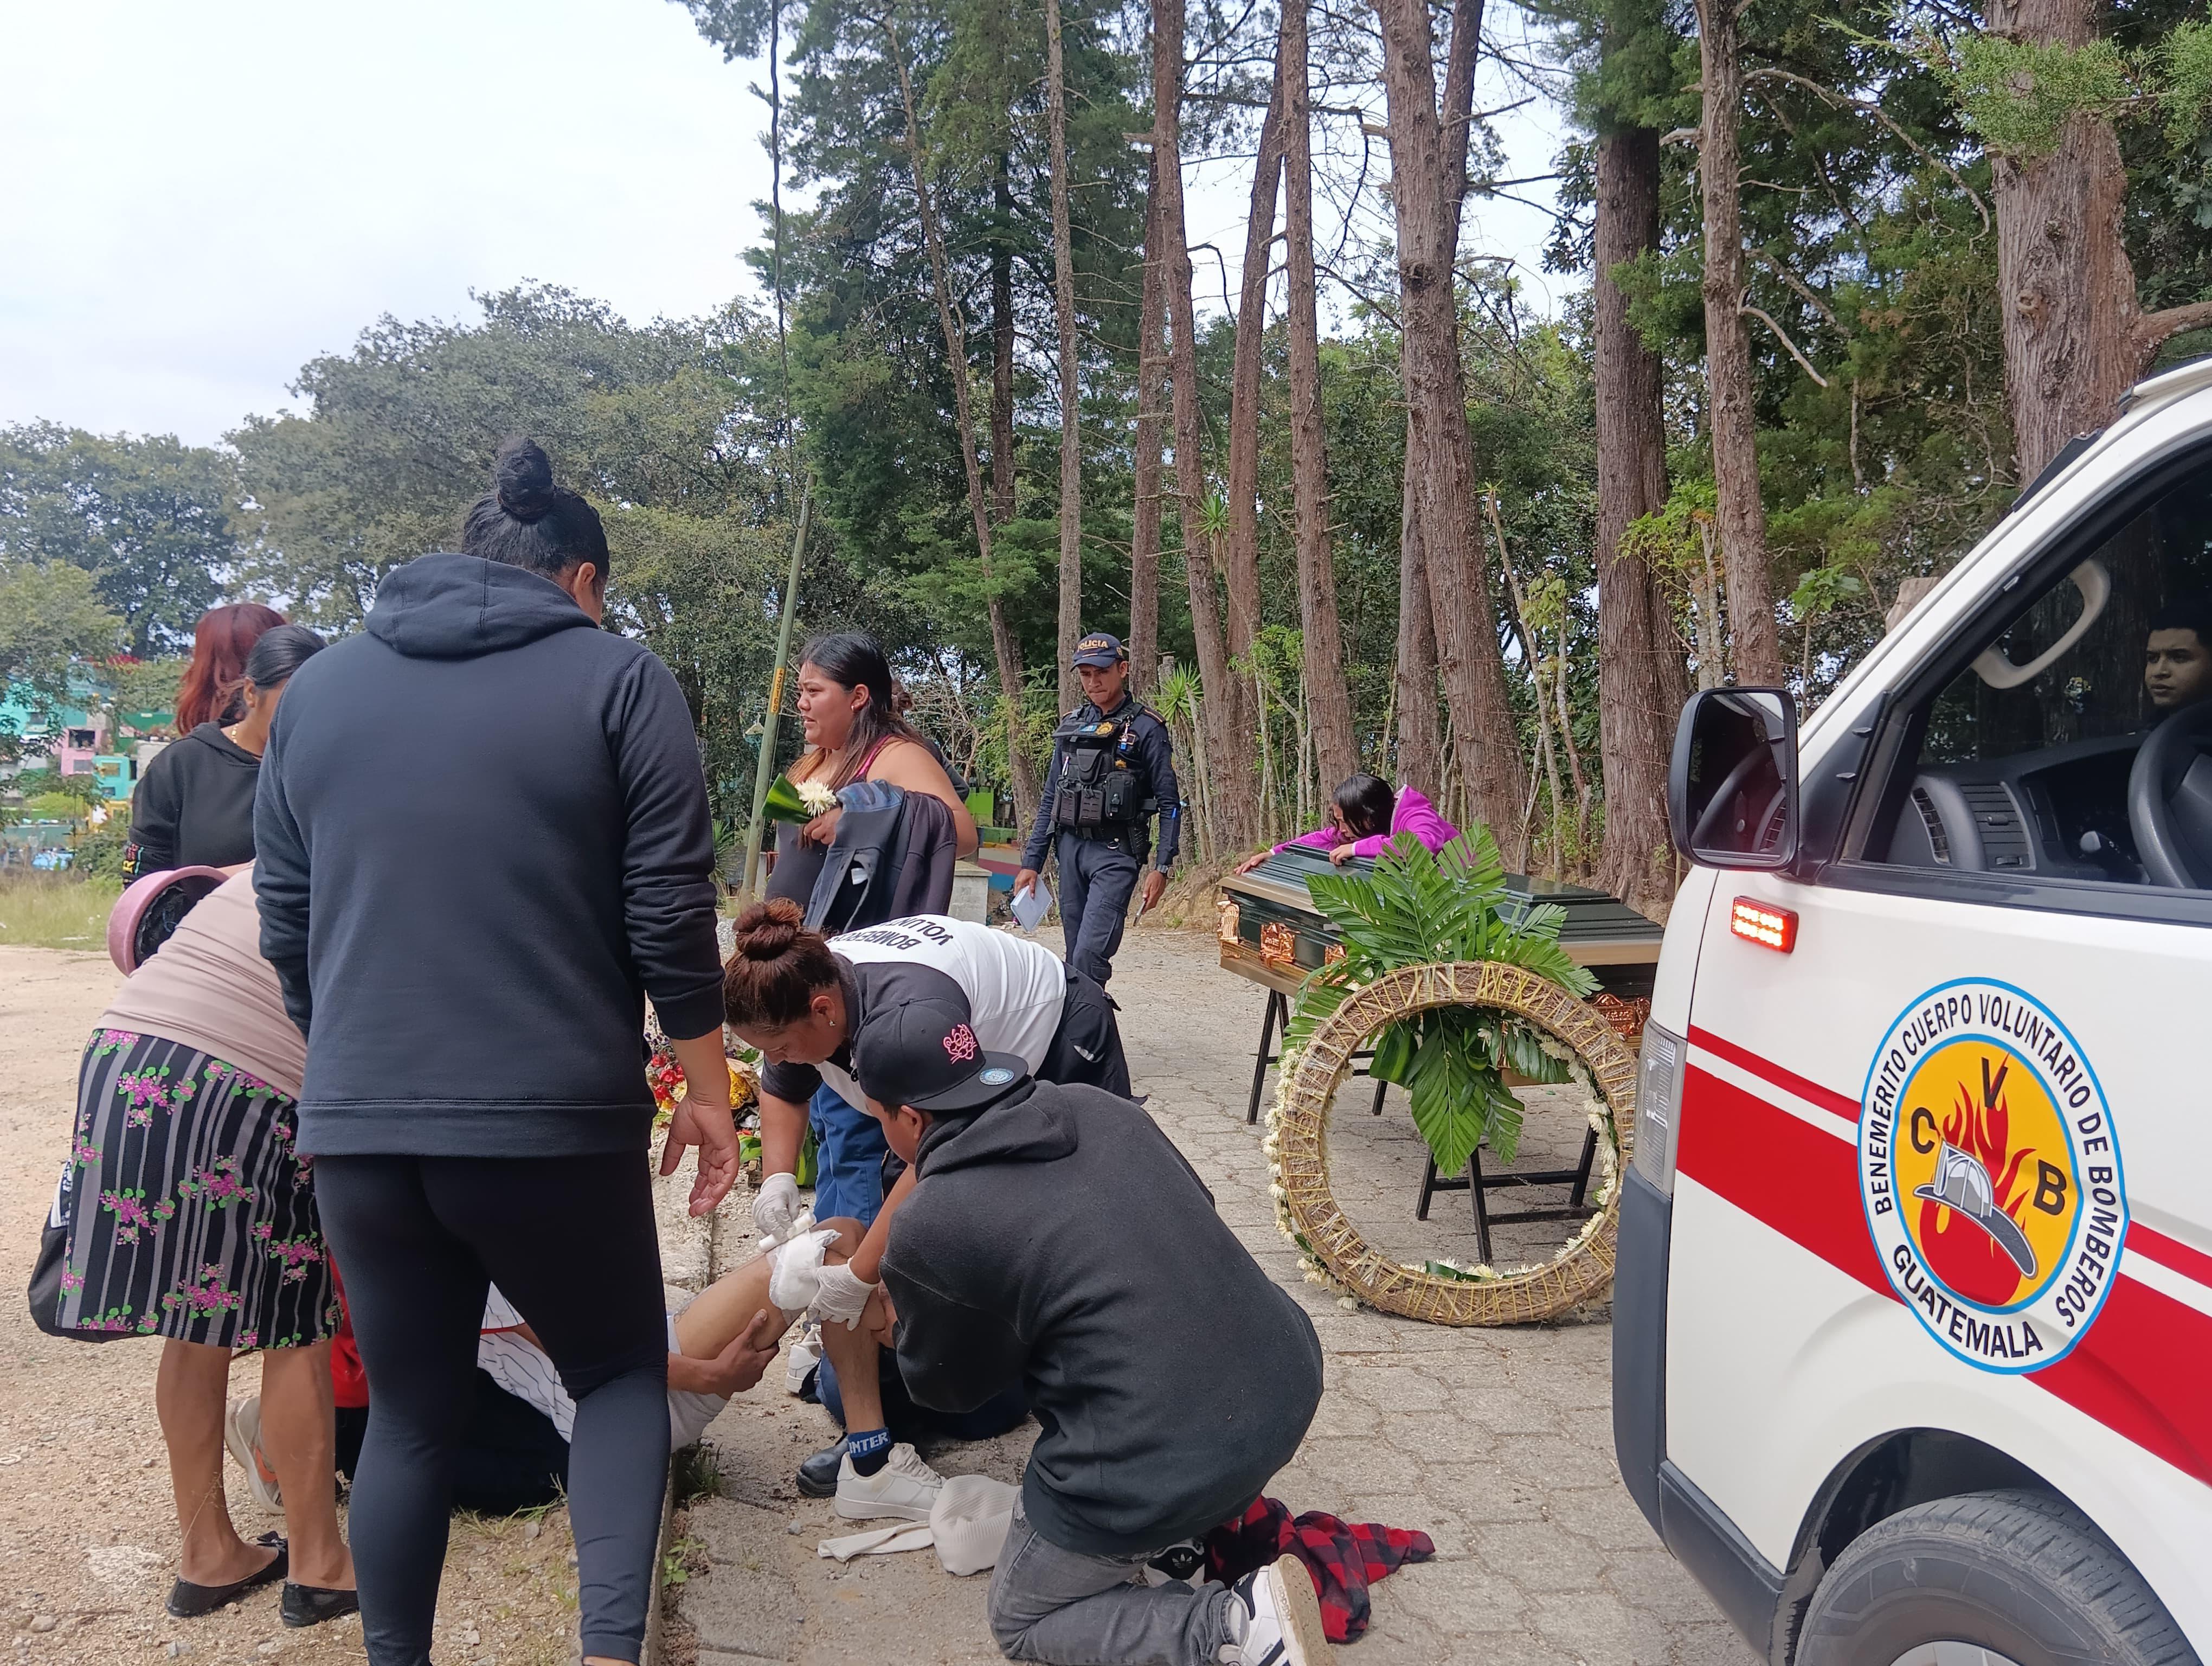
left=813, top=1262, right=878, bottom=1330
left=767, top=1227, right=839, bottom=1312
left=752, top=1171, right=805, bottom=1245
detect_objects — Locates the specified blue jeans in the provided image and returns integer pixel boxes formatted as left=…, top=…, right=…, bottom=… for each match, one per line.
left=988, top=1501, right=1235, bottom=1665
left=817, top=1349, right=1030, bottom=1445
left=809, top=1083, right=888, bottom=1226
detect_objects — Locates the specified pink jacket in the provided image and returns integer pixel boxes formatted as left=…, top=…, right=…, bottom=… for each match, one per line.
left=1273, top=785, right=1458, bottom=860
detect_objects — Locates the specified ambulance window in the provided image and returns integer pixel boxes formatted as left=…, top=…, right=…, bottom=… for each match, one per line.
left=1873, top=464, right=2212, bottom=884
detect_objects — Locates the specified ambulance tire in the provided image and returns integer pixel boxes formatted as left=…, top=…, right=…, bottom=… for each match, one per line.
left=1797, top=1488, right=2195, bottom=1666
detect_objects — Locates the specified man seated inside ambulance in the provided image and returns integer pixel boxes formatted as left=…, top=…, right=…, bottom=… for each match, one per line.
left=2144, top=596, right=2212, bottom=712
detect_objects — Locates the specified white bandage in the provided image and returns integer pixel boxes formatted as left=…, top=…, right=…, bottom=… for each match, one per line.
left=752, top=1171, right=805, bottom=1245
left=813, top=1262, right=877, bottom=1329
left=766, top=1227, right=839, bottom=1312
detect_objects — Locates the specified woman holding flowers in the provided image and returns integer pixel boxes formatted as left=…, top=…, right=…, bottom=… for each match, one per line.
left=764, top=631, right=978, bottom=910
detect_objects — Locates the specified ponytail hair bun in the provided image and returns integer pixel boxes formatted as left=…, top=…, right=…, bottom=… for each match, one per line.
left=494, top=437, right=557, bottom=523
left=723, top=899, right=843, bottom=1029
left=460, top=435, right=610, bottom=580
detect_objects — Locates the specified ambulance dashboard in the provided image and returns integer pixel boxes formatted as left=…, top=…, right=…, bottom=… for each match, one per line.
left=1881, top=732, right=2146, bottom=883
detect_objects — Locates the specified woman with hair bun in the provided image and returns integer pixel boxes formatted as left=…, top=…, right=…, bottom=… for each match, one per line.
left=124, top=610, right=303, bottom=879
left=254, top=437, right=734, bottom=1666
left=722, top=895, right=1127, bottom=1514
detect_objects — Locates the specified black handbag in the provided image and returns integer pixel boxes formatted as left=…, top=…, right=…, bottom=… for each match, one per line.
left=26, top=1164, right=125, bottom=1343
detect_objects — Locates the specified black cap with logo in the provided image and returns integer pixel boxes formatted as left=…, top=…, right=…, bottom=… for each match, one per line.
left=853, top=998, right=1031, bottom=1114
left=1071, top=632, right=1127, bottom=668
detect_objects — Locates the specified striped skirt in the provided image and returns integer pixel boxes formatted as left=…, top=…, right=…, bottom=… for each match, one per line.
left=51, top=1030, right=337, bottom=1349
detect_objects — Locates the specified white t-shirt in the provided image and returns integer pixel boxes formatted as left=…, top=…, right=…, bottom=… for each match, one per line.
left=479, top=1286, right=724, bottom=1449
left=758, top=914, right=1070, bottom=1110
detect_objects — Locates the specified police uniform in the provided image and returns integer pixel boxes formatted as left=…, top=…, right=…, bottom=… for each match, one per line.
left=1021, top=635, right=1181, bottom=987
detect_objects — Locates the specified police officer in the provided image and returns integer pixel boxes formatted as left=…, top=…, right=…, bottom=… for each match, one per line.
left=1014, top=632, right=1180, bottom=988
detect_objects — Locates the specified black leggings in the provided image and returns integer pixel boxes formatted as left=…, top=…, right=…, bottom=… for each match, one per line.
left=316, top=1153, right=668, bottom=1666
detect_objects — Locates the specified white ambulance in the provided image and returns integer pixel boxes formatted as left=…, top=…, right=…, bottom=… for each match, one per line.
left=1616, top=358, right=2212, bottom=1666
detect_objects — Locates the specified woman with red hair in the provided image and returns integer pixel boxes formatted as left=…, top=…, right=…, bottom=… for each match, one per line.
left=175, top=603, right=285, bottom=733
left=124, top=608, right=304, bottom=879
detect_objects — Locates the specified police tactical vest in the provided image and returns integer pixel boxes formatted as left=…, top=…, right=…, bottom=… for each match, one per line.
left=1052, top=709, right=1147, bottom=831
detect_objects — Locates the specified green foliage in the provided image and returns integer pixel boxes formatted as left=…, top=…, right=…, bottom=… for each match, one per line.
left=1283, top=828, right=1598, bottom=1174
left=72, top=818, right=132, bottom=879
left=1946, top=34, right=2134, bottom=158
left=0, top=562, right=125, bottom=766
left=11, top=768, right=107, bottom=807
left=20, top=792, right=89, bottom=822
left=0, top=424, right=233, bottom=655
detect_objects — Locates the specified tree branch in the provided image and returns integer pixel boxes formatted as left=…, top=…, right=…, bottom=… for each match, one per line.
left=1741, top=300, right=1831, bottom=387
left=2139, top=300, right=2212, bottom=351
left=1744, top=65, right=1989, bottom=235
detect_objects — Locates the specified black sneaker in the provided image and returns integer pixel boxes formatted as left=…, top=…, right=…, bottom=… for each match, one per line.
left=280, top=1582, right=359, bottom=1629
left=796, top=1437, right=847, bottom=1498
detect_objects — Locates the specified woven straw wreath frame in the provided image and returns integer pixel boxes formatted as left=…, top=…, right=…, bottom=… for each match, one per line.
left=1275, top=961, right=1639, bottom=1325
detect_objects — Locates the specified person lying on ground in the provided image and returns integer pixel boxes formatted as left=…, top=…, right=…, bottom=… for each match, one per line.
left=236, top=1264, right=789, bottom=1520
left=846, top=1001, right=1333, bottom=1666
left=721, top=899, right=1128, bottom=1500
left=1231, top=774, right=1458, bottom=874
left=40, top=863, right=356, bottom=1628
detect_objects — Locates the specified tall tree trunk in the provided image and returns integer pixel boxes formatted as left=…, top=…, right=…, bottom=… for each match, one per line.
left=1222, top=46, right=1287, bottom=677
left=1694, top=0, right=1780, bottom=685
left=1393, top=434, right=1441, bottom=793
left=1154, top=0, right=1256, bottom=845
left=1045, top=0, right=1084, bottom=710
left=1986, top=0, right=2212, bottom=482
left=1593, top=123, right=1689, bottom=914
left=1281, top=0, right=1357, bottom=789
left=1129, top=162, right=1167, bottom=695
left=992, top=151, right=1019, bottom=528
left=1373, top=0, right=1528, bottom=861
left=886, top=18, right=1037, bottom=820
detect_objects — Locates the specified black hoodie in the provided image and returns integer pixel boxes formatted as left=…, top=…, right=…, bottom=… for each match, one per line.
left=124, top=722, right=263, bottom=875
left=254, top=552, right=723, bottom=1158
left=881, top=1080, right=1324, bottom=1557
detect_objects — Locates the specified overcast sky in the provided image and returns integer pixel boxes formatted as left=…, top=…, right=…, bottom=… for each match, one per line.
left=0, top=1, right=1566, bottom=449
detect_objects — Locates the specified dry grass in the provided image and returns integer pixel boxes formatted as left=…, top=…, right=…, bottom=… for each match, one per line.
left=0, top=874, right=119, bottom=951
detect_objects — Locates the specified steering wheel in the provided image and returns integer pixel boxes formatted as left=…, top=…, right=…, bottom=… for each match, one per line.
left=1690, top=745, right=1785, bottom=853
left=2126, top=700, right=2212, bottom=887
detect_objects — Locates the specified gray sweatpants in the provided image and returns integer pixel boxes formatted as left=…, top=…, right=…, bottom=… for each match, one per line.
left=987, top=1502, right=1237, bottom=1665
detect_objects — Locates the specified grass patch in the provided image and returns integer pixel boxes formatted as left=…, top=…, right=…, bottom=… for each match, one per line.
left=0, top=873, right=121, bottom=950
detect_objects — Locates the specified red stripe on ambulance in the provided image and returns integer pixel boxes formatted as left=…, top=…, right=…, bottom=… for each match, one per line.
left=1688, top=1024, right=1863, bottom=1124
left=1677, top=1041, right=2212, bottom=1494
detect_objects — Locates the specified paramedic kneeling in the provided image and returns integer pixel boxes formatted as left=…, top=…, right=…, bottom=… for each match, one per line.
left=848, top=1003, right=1333, bottom=1666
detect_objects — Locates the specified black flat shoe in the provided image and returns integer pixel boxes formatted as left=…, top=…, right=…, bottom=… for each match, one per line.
left=281, top=1582, right=359, bottom=1629
left=796, top=1438, right=847, bottom=1498
left=166, top=1533, right=287, bottom=1618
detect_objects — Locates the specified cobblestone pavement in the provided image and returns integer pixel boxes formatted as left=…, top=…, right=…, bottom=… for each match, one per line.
left=679, top=925, right=1753, bottom=1666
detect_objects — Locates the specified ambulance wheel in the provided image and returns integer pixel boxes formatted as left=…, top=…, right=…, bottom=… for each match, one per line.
left=1797, top=1488, right=2195, bottom=1666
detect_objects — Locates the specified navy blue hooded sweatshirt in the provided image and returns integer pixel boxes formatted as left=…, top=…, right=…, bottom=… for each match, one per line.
left=253, top=552, right=724, bottom=1158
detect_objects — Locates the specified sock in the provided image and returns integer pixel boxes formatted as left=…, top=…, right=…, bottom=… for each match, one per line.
left=847, top=1426, right=892, bottom=1476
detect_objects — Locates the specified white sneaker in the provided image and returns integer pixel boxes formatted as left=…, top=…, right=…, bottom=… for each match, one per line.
left=785, top=1321, right=821, bottom=1396
left=832, top=1443, right=944, bottom=1521
left=1225, top=1554, right=1332, bottom=1665
left=223, top=1396, right=284, bottom=1514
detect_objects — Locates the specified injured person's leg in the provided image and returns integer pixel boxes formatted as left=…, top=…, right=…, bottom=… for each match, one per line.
left=670, top=1215, right=864, bottom=1363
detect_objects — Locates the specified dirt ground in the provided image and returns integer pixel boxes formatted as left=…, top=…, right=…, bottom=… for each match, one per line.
left=0, top=945, right=584, bottom=1666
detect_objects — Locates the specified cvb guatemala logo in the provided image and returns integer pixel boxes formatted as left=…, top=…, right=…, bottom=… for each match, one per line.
left=1859, top=979, right=2127, bottom=1374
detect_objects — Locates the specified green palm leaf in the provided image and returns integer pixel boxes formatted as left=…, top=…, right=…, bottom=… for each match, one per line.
left=1284, top=818, right=1598, bottom=1171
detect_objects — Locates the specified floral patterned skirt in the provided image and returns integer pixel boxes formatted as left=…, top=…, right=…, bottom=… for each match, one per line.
left=52, top=1030, right=336, bottom=1349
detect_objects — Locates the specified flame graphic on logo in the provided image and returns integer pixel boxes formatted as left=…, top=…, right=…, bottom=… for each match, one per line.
left=1915, top=1053, right=2037, bottom=1305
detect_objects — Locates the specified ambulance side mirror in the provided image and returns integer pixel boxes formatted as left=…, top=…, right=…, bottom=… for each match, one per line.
left=1669, top=688, right=1800, bottom=870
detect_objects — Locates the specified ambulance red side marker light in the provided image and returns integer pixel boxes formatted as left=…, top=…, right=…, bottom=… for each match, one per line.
left=1730, top=898, right=1797, bottom=952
